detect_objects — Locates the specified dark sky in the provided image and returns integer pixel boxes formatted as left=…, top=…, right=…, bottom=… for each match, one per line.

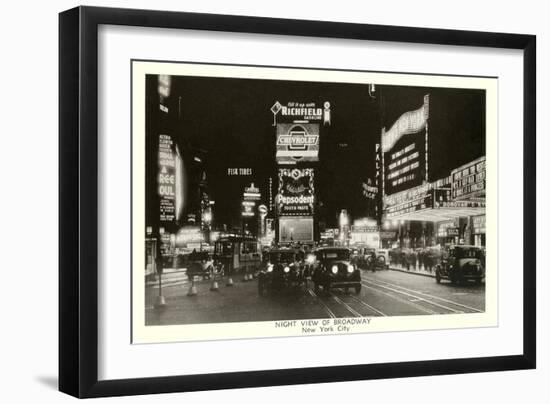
left=156, top=74, right=485, bottom=228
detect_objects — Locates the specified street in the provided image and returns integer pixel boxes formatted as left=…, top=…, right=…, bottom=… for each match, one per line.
left=145, top=268, right=485, bottom=326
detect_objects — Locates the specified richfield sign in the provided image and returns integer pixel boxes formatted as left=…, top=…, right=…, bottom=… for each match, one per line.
left=271, top=101, right=331, bottom=126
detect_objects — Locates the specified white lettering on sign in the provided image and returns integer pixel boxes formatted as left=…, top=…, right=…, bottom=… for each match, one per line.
left=278, top=195, right=315, bottom=205
left=277, top=130, right=319, bottom=149
left=281, top=106, right=323, bottom=119
left=158, top=134, right=176, bottom=221
left=451, top=156, right=486, bottom=200
left=382, top=95, right=429, bottom=153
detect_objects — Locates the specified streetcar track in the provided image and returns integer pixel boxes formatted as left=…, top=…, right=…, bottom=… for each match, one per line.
left=308, top=289, right=336, bottom=318
left=362, top=277, right=484, bottom=313
left=330, top=295, right=362, bottom=317
left=361, top=280, right=464, bottom=314
left=344, top=294, right=388, bottom=317
left=360, top=282, right=437, bottom=315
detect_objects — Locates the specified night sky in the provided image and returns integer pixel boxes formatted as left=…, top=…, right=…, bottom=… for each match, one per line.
left=153, top=74, right=485, bottom=229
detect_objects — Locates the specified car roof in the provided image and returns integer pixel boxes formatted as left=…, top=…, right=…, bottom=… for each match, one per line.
left=314, top=247, right=349, bottom=251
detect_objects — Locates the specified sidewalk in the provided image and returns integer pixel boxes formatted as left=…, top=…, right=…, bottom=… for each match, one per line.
left=145, top=267, right=188, bottom=287
left=388, top=264, right=436, bottom=278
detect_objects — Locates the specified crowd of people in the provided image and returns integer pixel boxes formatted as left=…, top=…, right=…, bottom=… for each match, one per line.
left=389, top=246, right=444, bottom=272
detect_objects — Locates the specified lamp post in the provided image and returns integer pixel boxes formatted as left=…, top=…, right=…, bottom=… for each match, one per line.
left=202, top=208, right=212, bottom=244
left=339, top=210, right=349, bottom=246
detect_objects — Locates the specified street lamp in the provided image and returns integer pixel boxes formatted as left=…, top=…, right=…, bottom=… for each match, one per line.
left=339, top=212, right=349, bottom=227
left=339, top=210, right=349, bottom=246
left=202, top=208, right=212, bottom=244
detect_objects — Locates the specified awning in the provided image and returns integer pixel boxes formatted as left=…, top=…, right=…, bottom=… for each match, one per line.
left=384, top=206, right=485, bottom=222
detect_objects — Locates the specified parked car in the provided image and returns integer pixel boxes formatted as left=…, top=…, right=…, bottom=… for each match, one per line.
left=376, top=248, right=390, bottom=269
left=258, top=249, right=305, bottom=295
left=364, top=249, right=387, bottom=272
left=435, top=245, right=485, bottom=284
left=311, top=247, right=361, bottom=294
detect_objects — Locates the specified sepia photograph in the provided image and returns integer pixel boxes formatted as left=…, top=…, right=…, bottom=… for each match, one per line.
left=54, top=4, right=537, bottom=398
left=132, top=61, right=495, bottom=343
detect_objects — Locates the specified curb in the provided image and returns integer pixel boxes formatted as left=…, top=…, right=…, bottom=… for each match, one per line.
left=389, top=266, right=436, bottom=278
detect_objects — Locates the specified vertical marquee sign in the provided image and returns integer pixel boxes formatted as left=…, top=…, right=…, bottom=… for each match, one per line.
left=158, top=134, right=176, bottom=222
left=382, top=94, right=430, bottom=196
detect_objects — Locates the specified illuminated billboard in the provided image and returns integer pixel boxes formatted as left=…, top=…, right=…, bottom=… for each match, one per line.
left=279, top=217, right=314, bottom=243
left=241, top=200, right=256, bottom=217
left=276, top=123, right=320, bottom=163
left=158, top=134, right=176, bottom=222
left=271, top=101, right=331, bottom=126
left=382, top=95, right=429, bottom=196
left=277, top=168, right=315, bottom=216
left=175, top=226, right=204, bottom=247
left=451, top=156, right=486, bottom=200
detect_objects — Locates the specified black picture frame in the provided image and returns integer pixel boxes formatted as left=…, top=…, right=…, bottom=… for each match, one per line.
left=59, top=5, right=536, bottom=398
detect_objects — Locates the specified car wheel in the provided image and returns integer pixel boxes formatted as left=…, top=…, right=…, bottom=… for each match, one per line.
left=475, top=277, right=482, bottom=285
left=354, top=284, right=361, bottom=294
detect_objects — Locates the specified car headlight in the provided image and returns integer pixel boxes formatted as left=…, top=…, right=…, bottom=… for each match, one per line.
left=267, top=264, right=273, bottom=272
left=331, top=265, right=338, bottom=274
left=347, top=264, right=354, bottom=273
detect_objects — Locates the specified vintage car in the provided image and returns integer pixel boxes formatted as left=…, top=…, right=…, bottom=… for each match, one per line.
left=186, top=250, right=215, bottom=280
left=435, top=245, right=485, bottom=284
left=376, top=248, right=390, bottom=268
left=310, top=247, right=361, bottom=294
left=350, top=247, right=389, bottom=270
left=364, top=250, right=388, bottom=272
left=257, top=249, right=305, bottom=295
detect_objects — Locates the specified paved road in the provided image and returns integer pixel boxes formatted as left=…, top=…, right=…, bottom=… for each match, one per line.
left=145, top=268, right=485, bottom=326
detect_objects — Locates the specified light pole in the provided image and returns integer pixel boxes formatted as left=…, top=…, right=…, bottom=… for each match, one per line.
left=202, top=208, right=212, bottom=244
left=339, top=210, right=349, bottom=246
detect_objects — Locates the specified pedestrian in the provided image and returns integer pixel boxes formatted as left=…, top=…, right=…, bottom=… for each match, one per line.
left=425, top=250, right=432, bottom=273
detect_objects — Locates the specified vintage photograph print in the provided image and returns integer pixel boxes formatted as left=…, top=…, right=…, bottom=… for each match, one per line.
left=131, top=61, right=497, bottom=343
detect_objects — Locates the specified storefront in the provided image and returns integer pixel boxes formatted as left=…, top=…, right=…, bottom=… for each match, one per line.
left=436, top=219, right=459, bottom=245
left=471, top=215, right=486, bottom=247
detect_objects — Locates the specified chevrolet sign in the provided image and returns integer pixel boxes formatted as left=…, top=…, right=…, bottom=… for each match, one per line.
left=276, top=123, right=320, bottom=163
left=277, top=128, right=319, bottom=150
